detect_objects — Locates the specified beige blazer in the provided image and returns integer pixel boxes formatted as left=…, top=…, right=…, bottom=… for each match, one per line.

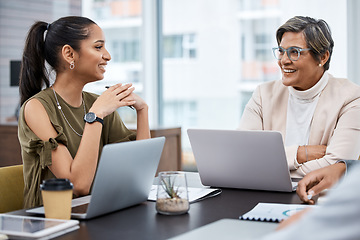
left=238, top=74, right=360, bottom=177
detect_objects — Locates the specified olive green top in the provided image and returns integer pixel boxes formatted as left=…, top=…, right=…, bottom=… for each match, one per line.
left=18, top=88, right=136, bottom=208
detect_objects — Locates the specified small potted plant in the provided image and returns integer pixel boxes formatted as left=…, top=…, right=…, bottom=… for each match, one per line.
left=156, top=171, right=190, bottom=215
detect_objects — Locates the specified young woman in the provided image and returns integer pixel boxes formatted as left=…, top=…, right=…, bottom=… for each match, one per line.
left=18, top=16, right=150, bottom=208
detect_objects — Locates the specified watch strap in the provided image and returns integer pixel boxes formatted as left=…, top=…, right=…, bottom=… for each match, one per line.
left=95, top=116, right=104, bottom=125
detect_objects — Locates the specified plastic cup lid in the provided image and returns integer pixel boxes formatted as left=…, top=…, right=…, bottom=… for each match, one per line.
left=40, top=178, right=73, bottom=191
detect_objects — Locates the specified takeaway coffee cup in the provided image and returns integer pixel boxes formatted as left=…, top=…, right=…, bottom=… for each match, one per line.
left=40, top=178, right=73, bottom=220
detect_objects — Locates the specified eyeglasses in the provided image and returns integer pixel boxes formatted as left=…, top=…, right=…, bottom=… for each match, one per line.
left=272, top=46, right=311, bottom=61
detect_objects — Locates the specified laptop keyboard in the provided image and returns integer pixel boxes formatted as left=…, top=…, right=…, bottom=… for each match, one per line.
left=71, top=195, right=91, bottom=214
left=72, top=203, right=89, bottom=214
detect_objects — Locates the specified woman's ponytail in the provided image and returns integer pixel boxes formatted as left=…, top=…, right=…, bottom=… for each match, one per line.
left=19, top=21, right=49, bottom=105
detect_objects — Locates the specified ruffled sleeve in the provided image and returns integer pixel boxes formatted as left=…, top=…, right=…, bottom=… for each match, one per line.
left=18, top=101, right=68, bottom=208
left=25, top=133, right=67, bottom=168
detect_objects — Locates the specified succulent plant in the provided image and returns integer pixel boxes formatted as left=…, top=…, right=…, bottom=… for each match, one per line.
left=160, top=175, right=180, bottom=199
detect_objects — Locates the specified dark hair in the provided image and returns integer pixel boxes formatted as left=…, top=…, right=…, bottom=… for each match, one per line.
left=19, top=16, right=96, bottom=105
left=276, top=16, right=334, bottom=71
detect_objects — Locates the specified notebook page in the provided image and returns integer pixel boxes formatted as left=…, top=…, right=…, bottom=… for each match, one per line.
left=239, top=203, right=314, bottom=222
left=148, top=185, right=221, bottom=203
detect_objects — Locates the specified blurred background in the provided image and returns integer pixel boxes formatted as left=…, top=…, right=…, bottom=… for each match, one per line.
left=0, top=0, right=358, bottom=171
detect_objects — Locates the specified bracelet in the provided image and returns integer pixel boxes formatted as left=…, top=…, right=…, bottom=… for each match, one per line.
left=304, top=145, right=309, bottom=162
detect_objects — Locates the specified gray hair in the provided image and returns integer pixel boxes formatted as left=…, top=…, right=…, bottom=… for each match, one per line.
left=276, top=16, right=334, bottom=71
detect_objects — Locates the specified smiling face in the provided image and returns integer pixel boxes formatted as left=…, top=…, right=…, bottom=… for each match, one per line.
left=278, top=32, right=324, bottom=91
left=74, top=24, right=111, bottom=83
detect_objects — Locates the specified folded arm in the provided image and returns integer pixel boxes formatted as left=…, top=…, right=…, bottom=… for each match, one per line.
left=290, top=100, right=360, bottom=176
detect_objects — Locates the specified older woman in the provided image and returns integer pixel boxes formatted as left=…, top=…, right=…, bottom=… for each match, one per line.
left=238, top=16, right=360, bottom=177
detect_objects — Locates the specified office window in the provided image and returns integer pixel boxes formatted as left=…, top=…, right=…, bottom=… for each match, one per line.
left=112, top=40, right=140, bottom=62
left=239, top=17, right=279, bottom=82
left=164, top=35, right=182, bottom=58
left=163, top=33, right=197, bottom=59
left=162, top=0, right=349, bottom=171
left=91, top=0, right=141, bottom=19
left=163, top=101, right=197, bottom=127
left=254, top=34, right=273, bottom=61
left=126, top=70, right=141, bottom=83
left=112, top=41, right=121, bottom=62
left=162, top=0, right=242, bottom=170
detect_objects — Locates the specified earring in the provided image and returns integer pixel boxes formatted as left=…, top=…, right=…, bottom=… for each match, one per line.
left=319, top=63, right=322, bottom=67
left=70, top=61, right=75, bottom=70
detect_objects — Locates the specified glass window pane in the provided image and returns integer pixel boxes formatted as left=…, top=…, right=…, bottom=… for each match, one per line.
left=162, top=0, right=348, bottom=171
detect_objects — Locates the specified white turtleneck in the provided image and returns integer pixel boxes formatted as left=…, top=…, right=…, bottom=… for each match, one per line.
left=285, top=71, right=329, bottom=148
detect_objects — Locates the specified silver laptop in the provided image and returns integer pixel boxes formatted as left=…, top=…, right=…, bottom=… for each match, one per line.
left=28, top=137, right=165, bottom=219
left=187, top=129, right=297, bottom=192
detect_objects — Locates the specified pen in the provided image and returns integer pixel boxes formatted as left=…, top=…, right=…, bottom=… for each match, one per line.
left=105, top=86, right=135, bottom=110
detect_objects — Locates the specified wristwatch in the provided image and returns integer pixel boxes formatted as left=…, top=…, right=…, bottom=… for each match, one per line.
left=84, top=112, right=103, bottom=125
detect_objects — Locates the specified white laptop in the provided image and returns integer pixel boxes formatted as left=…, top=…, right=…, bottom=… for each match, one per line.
left=28, top=137, right=165, bottom=219
left=187, top=129, right=297, bottom=192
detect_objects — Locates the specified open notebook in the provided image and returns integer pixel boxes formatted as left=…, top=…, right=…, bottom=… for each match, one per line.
left=239, top=203, right=315, bottom=222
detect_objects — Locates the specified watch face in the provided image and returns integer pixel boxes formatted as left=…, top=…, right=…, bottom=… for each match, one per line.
left=84, top=112, right=96, bottom=123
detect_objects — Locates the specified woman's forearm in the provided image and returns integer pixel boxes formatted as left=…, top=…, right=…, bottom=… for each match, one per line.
left=297, top=145, right=327, bottom=164
left=135, top=106, right=151, bottom=140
